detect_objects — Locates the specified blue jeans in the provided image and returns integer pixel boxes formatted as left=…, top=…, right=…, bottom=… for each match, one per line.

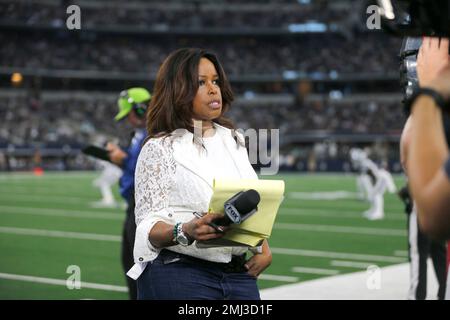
left=137, top=250, right=260, bottom=300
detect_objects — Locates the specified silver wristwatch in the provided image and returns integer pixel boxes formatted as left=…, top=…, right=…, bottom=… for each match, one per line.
left=175, top=223, right=192, bottom=246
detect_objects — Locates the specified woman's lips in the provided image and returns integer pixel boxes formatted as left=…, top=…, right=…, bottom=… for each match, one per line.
left=208, top=101, right=221, bottom=109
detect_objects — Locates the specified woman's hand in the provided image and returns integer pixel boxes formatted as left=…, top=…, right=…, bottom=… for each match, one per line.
left=244, top=240, right=272, bottom=277
left=244, top=251, right=272, bottom=278
left=182, top=213, right=229, bottom=242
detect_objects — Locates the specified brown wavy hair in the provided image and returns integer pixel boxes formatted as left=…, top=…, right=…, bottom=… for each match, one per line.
left=146, top=48, right=237, bottom=141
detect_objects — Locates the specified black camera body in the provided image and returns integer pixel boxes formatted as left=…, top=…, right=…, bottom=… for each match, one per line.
left=399, top=38, right=450, bottom=146
left=378, top=1, right=450, bottom=146
left=399, top=37, right=421, bottom=103
left=378, top=0, right=450, bottom=37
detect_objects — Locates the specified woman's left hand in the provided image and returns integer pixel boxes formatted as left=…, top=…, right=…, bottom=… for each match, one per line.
left=244, top=251, right=272, bottom=278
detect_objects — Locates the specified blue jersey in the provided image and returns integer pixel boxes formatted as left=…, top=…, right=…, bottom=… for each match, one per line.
left=119, top=128, right=146, bottom=203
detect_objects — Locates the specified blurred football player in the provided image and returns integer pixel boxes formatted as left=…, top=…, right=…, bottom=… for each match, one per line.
left=350, top=148, right=397, bottom=220
left=92, top=160, right=122, bottom=207
left=350, top=148, right=375, bottom=201
left=89, top=134, right=123, bottom=208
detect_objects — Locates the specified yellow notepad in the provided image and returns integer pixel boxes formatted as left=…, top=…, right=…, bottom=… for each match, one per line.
left=196, top=178, right=285, bottom=248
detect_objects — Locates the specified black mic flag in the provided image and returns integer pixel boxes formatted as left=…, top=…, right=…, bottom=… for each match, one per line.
left=219, top=189, right=260, bottom=225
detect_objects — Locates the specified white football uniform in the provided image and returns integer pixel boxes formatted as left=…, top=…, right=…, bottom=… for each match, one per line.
left=350, top=148, right=396, bottom=220
left=92, top=160, right=122, bottom=207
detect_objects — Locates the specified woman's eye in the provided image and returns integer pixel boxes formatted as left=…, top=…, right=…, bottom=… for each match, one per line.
left=213, top=79, right=219, bottom=85
left=198, top=80, right=205, bottom=85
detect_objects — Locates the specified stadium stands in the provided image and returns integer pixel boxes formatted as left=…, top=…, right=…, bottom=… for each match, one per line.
left=0, top=0, right=355, bottom=29
left=0, top=0, right=404, bottom=172
left=0, top=32, right=400, bottom=76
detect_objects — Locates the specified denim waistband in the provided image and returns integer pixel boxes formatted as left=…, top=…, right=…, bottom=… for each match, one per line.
left=159, top=249, right=248, bottom=274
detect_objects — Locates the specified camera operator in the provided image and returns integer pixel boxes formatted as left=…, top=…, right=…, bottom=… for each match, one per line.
left=406, top=36, right=450, bottom=240
left=401, top=115, right=447, bottom=300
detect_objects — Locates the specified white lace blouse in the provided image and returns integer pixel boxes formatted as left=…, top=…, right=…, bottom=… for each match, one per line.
left=127, top=124, right=258, bottom=280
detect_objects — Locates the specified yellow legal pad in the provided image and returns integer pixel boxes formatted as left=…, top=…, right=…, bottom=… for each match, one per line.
left=196, top=178, right=285, bottom=248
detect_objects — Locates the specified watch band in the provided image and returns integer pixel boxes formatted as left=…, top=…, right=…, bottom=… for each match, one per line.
left=405, top=87, right=448, bottom=115
left=173, top=222, right=180, bottom=243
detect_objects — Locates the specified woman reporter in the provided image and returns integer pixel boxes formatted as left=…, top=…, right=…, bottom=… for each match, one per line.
left=128, top=48, right=272, bottom=300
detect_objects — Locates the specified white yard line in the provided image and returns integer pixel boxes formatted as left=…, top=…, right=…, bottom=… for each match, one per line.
left=260, top=261, right=439, bottom=300
left=0, top=206, right=406, bottom=237
left=0, top=227, right=121, bottom=242
left=0, top=227, right=406, bottom=264
left=0, top=206, right=122, bottom=220
left=0, top=194, right=97, bottom=204
left=274, top=223, right=407, bottom=237
left=279, top=208, right=405, bottom=220
left=0, top=172, right=97, bottom=180
left=394, top=250, right=409, bottom=257
left=0, top=272, right=127, bottom=292
left=288, top=191, right=359, bottom=200
left=270, top=247, right=406, bottom=263
left=0, top=186, right=99, bottom=198
left=291, top=267, right=339, bottom=276
left=258, top=274, right=299, bottom=282
left=330, top=260, right=375, bottom=269
left=0, top=271, right=296, bottom=294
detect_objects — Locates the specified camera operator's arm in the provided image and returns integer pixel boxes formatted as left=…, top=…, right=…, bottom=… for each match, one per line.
left=408, top=37, right=450, bottom=239
left=400, top=116, right=412, bottom=174
left=409, top=92, right=450, bottom=239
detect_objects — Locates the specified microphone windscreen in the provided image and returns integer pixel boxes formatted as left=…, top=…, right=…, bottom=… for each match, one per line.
left=234, top=189, right=260, bottom=214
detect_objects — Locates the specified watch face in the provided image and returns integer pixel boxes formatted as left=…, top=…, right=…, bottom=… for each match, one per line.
left=176, top=234, right=189, bottom=246
left=176, top=223, right=191, bottom=246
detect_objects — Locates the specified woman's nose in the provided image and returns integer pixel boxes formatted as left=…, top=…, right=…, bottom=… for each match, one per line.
left=207, top=82, right=217, bottom=95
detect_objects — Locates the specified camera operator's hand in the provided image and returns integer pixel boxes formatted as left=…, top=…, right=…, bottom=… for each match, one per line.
left=417, top=37, right=450, bottom=86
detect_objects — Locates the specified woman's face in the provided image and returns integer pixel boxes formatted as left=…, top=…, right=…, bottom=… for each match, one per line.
left=192, top=57, right=222, bottom=122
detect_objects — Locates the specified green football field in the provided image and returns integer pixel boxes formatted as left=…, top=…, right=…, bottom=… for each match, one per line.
left=0, top=172, right=408, bottom=299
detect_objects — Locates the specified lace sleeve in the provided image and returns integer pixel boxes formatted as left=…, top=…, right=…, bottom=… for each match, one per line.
left=134, top=137, right=176, bottom=226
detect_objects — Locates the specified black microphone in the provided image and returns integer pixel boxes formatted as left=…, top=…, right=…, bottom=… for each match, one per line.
left=216, top=189, right=260, bottom=226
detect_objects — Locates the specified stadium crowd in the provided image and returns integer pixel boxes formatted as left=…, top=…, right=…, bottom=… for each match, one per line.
left=231, top=99, right=405, bottom=136
left=0, top=93, right=402, bottom=171
left=0, top=94, right=405, bottom=148
left=0, top=33, right=401, bottom=76
left=0, top=0, right=356, bottom=29
left=0, top=95, right=128, bottom=148
left=0, top=0, right=403, bottom=172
